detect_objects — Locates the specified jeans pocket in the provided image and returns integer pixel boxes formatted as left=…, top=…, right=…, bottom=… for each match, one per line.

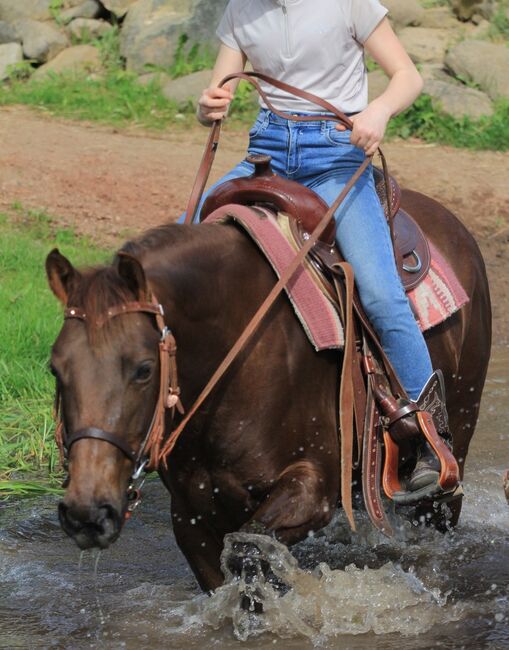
left=248, top=112, right=269, bottom=140
left=324, top=126, right=352, bottom=146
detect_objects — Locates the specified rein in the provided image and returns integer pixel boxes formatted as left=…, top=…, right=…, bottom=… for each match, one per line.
left=54, top=296, right=184, bottom=512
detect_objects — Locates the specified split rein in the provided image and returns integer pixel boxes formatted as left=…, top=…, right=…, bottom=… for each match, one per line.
left=54, top=73, right=392, bottom=528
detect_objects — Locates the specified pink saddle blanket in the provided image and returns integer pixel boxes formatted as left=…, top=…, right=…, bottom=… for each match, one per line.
left=204, top=204, right=469, bottom=351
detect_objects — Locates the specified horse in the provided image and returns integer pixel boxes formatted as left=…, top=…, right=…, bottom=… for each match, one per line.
left=46, top=186, right=491, bottom=593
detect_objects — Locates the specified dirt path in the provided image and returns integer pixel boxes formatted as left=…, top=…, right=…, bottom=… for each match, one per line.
left=0, top=107, right=507, bottom=341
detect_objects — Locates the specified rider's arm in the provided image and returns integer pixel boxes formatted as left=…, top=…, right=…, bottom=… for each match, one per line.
left=341, top=17, right=423, bottom=155
left=196, top=44, right=247, bottom=126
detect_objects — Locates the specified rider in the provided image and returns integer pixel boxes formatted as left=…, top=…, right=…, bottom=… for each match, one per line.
left=188, top=0, right=453, bottom=499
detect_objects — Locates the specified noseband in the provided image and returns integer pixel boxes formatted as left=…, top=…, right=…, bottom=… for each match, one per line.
left=53, top=296, right=184, bottom=506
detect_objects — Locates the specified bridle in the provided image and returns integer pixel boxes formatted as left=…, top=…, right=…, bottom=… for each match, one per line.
left=53, top=295, right=184, bottom=517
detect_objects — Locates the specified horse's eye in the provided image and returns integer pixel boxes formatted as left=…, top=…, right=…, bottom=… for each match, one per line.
left=133, top=362, right=153, bottom=383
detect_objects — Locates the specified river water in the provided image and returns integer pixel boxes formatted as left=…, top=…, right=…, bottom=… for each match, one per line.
left=1, top=348, right=508, bottom=649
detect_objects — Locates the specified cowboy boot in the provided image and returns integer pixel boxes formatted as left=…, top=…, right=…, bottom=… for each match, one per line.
left=406, top=370, right=451, bottom=492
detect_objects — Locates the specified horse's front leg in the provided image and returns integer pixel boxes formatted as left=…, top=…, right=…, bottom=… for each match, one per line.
left=243, top=459, right=337, bottom=543
left=224, top=459, right=337, bottom=608
left=170, top=494, right=225, bottom=592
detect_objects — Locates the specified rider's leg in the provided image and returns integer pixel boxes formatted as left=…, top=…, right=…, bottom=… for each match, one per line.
left=308, top=161, right=433, bottom=400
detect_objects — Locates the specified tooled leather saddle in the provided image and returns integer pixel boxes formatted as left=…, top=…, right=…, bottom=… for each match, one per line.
left=201, top=154, right=431, bottom=293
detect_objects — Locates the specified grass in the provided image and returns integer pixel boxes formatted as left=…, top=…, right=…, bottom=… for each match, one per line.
left=387, top=95, right=509, bottom=150
left=0, top=207, right=109, bottom=497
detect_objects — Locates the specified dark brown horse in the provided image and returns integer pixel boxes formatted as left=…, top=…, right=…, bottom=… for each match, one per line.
left=46, top=187, right=491, bottom=593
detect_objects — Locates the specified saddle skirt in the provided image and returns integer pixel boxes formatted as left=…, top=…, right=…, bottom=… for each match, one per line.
left=203, top=204, right=469, bottom=351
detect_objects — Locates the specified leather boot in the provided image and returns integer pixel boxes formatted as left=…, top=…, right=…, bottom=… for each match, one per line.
left=400, top=370, right=451, bottom=493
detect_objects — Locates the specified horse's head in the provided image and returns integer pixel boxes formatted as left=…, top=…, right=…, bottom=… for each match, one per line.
left=46, top=249, right=167, bottom=549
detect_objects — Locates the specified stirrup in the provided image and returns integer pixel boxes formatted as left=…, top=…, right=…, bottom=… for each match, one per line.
left=381, top=371, right=460, bottom=505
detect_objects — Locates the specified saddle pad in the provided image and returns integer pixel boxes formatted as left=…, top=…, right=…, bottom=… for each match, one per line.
left=204, top=204, right=345, bottom=350
left=203, top=204, right=469, bottom=351
left=407, top=242, right=469, bottom=331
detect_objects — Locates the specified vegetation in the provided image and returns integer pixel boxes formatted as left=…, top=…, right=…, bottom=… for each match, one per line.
left=0, top=207, right=109, bottom=497
left=387, top=95, right=509, bottom=151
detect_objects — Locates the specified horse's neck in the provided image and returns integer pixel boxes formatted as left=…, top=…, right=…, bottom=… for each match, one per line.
left=143, top=224, right=275, bottom=400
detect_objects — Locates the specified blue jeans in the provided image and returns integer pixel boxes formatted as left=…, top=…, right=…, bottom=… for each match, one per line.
left=182, top=109, right=433, bottom=398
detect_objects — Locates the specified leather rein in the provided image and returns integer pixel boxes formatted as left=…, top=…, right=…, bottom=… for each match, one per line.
left=54, top=297, right=184, bottom=514
left=54, top=73, right=394, bottom=531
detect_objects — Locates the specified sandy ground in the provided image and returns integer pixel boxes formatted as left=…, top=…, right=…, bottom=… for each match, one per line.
left=0, top=106, right=507, bottom=340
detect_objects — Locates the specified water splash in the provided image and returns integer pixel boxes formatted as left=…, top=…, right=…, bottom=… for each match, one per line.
left=196, top=531, right=466, bottom=643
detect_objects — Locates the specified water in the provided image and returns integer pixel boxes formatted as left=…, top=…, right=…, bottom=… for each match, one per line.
left=1, top=348, right=508, bottom=649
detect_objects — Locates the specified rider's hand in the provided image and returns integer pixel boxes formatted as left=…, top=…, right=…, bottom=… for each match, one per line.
left=336, top=101, right=392, bottom=156
left=197, top=85, right=235, bottom=126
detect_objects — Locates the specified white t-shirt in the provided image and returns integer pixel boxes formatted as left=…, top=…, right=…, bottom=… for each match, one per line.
left=216, top=0, right=388, bottom=113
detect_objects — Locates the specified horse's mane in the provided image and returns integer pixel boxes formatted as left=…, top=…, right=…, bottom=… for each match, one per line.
left=67, top=223, right=223, bottom=344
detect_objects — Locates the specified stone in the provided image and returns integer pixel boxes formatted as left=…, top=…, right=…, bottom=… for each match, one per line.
left=15, top=19, right=68, bottom=63
left=383, top=0, right=424, bottom=29
left=0, top=41, right=22, bottom=80
left=469, top=18, right=491, bottom=38
left=161, top=68, right=211, bottom=105
left=419, top=63, right=462, bottom=86
left=59, top=0, right=101, bottom=24
left=0, top=20, right=20, bottom=44
left=121, top=0, right=228, bottom=73
left=0, top=0, right=52, bottom=23
left=423, top=79, right=493, bottom=119
left=32, top=43, right=101, bottom=77
left=450, top=0, right=496, bottom=21
left=367, top=69, right=389, bottom=102
left=67, top=18, right=113, bottom=40
left=419, top=7, right=460, bottom=30
left=101, top=0, right=138, bottom=18
left=445, top=40, right=509, bottom=100
left=136, top=70, right=172, bottom=86
left=397, top=27, right=451, bottom=64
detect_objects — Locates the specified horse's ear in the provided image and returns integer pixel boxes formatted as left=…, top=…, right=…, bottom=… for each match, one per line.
left=115, top=252, right=150, bottom=302
left=46, top=248, right=80, bottom=305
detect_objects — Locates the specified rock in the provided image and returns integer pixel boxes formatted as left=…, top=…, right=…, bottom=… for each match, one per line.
left=469, top=18, right=491, bottom=38
left=0, top=41, right=22, bottom=79
left=15, top=19, right=68, bottom=63
left=397, top=27, right=451, bottom=64
left=32, top=43, right=101, bottom=77
left=101, top=0, right=138, bottom=18
left=121, top=0, right=228, bottom=73
left=367, top=69, right=389, bottom=101
left=419, top=63, right=462, bottom=86
left=419, top=7, right=460, bottom=30
left=161, top=68, right=210, bottom=105
left=136, top=70, right=172, bottom=86
left=423, top=79, right=493, bottom=119
left=445, top=40, right=509, bottom=100
left=0, top=20, right=20, bottom=44
left=0, top=0, right=52, bottom=23
left=59, top=0, right=101, bottom=23
left=383, top=0, right=424, bottom=29
left=450, top=0, right=496, bottom=21
left=67, top=18, right=113, bottom=40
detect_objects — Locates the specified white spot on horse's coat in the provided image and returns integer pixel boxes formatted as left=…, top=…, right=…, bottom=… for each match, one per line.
left=323, top=504, right=329, bottom=513
left=298, top=446, right=304, bottom=452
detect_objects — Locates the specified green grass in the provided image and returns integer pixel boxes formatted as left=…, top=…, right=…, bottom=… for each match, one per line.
left=387, top=95, right=509, bottom=151
left=0, top=207, right=109, bottom=497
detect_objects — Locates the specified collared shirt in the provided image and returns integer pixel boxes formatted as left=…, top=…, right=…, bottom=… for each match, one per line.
left=216, top=0, right=388, bottom=113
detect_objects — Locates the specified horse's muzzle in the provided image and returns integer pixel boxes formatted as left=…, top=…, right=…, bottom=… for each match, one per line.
left=59, top=501, right=122, bottom=549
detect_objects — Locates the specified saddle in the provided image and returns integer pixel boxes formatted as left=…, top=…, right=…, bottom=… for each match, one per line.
left=200, top=154, right=459, bottom=535
left=201, top=153, right=431, bottom=293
